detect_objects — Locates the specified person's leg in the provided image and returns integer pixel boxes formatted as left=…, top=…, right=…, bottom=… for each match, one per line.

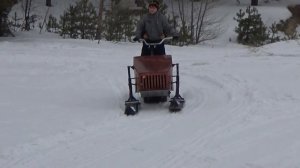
left=141, top=42, right=151, bottom=56
left=153, top=43, right=166, bottom=55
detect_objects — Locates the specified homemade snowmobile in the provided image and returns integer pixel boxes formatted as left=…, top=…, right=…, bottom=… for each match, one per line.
left=125, top=37, right=185, bottom=115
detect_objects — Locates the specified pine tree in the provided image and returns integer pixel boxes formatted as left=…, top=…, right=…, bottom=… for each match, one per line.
left=59, top=0, right=97, bottom=39
left=234, top=6, right=269, bottom=46
left=103, top=1, right=135, bottom=41
left=46, top=14, right=59, bottom=33
left=268, top=22, right=280, bottom=43
left=75, top=0, right=97, bottom=39
left=59, top=5, right=78, bottom=38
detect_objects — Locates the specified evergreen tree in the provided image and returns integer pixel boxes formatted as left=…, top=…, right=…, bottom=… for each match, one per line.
left=59, top=0, right=97, bottom=39
left=75, top=0, right=97, bottom=39
left=59, top=5, right=78, bottom=38
left=268, top=22, right=280, bottom=43
left=234, top=6, right=269, bottom=46
left=103, top=3, right=135, bottom=41
left=46, top=14, right=59, bottom=33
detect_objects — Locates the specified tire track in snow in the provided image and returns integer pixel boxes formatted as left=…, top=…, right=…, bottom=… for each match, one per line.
left=142, top=69, right=261, bottom=168
left=0, top=116, right=174, bottom=168
left=0, top=58, right=262, bottom=168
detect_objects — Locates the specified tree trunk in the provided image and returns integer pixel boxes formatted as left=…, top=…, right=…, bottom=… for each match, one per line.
left=170, top=0, right=176, bottom=30
left=46, top=0, right=51, bottom=7
left=0, top=0, right=17, bottom=36
left=24, top=0, right=32, bottom=31
left=96, top=0, right=104, bottom=40
left=251, top=0, right=258, bottom=6
left=190, top=0, right=194, bottom=43
left=0, top=15, right=3, bottom=36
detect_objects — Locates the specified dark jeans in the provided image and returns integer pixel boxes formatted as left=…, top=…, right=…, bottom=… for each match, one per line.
left=141, top=41, right=166, bottom=56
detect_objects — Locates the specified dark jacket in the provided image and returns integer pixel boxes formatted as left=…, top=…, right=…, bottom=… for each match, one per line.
left=135, top=12, right=177, bottom=41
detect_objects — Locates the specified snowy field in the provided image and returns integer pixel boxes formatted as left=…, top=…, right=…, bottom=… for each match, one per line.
left=1, top=0, right=300, bottom=167
left=1, top=31, right=300, bottom=168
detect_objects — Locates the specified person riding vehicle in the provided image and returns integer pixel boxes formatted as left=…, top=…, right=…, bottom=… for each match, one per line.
left=133, top=0, right=179, bottom=56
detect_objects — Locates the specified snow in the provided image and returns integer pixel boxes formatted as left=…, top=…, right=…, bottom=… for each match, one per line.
left=1, top=1, right=300, bottom=168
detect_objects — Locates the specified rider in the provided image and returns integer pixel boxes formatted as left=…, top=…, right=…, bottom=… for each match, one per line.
left=133, top=0, right=179, bottom=56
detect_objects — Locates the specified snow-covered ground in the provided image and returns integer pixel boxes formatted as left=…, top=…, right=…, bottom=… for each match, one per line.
left=1, top=30, right=300, bottom=168
left=1, top=0, right=300, bottom=167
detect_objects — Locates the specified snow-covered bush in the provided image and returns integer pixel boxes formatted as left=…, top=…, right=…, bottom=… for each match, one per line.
left=46, top=14, right=59, bottom=33
left=276, top=18, right=300, bottom=40
left=234, top=6, right=269, bottom=46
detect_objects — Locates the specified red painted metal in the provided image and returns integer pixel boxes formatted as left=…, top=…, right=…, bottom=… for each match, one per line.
left=133, top=55, right=173, bottom=92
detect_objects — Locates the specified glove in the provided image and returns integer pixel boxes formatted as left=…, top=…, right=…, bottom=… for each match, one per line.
left=133, top=37, right=139, bottom=42
left=173, top=36, right=179, bottom=40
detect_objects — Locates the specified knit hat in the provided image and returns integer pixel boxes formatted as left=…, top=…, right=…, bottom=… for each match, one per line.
left=148, top=0, right=159, bottom=9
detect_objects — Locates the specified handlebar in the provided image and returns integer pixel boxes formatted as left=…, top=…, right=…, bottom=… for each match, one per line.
left=138, top=37, right=173, bottom=46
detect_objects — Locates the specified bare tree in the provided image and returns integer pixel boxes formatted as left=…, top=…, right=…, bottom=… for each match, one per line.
left=194, top=0, right=220, bottom=44
left=24, top=0, right=32, bottom=30
left=175, top=0, right=221, bottom=44
left=177, top=0, right=189, bottom=44
left=169, top=0, right=177, bottom=30
left=190, top=0, right=194, bottom=42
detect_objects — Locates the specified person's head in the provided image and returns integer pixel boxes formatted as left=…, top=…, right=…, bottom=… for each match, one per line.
left=148, top=0, right=159, bottom=14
